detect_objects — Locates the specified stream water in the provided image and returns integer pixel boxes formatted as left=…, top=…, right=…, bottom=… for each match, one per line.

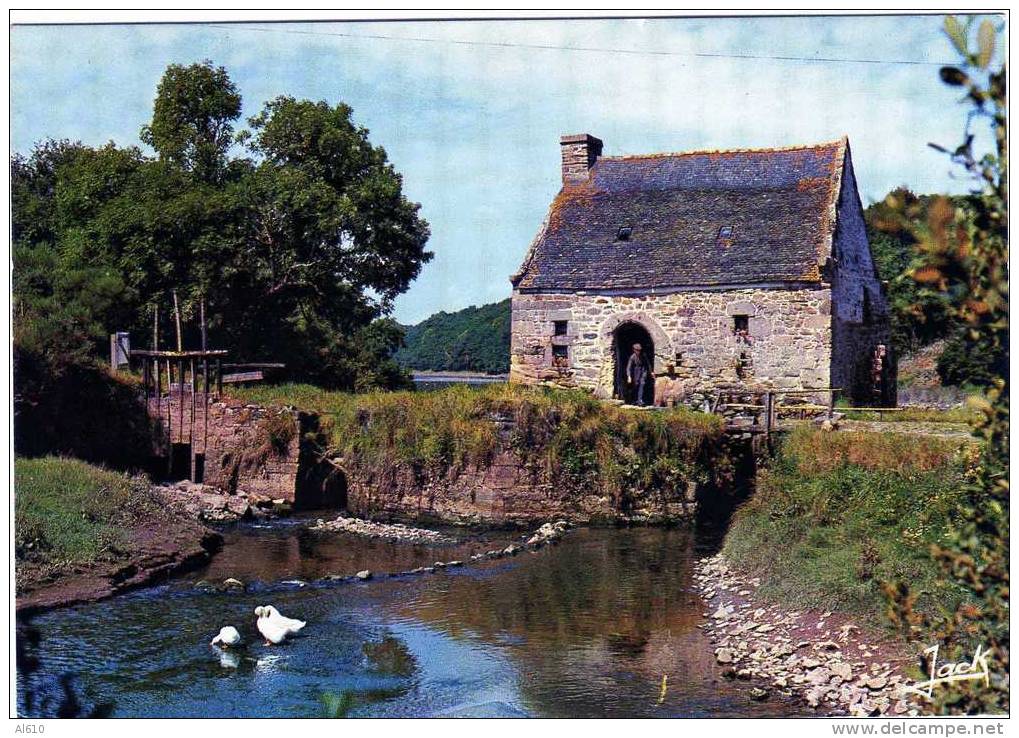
left=17, top=518, right=803, bottom=718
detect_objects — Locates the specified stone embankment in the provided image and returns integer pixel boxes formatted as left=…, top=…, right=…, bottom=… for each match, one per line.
left=695, top=555, right=924, bottom=717
left=311, top=516, right=455, bottom=544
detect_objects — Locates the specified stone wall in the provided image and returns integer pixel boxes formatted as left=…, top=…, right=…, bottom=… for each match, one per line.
left=343, top=416, right=701, bottom=526
left=148, top=397, right=303, bottom=505
left=829, top=149, right=896, bottom=404
left=510, top=285, right=833, bottom=403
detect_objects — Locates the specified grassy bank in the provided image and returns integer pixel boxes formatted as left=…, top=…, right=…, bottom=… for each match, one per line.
left=722, top=427, right=976, bottom=620
left=231, top=383, right=726, bottom=512
left=839, top=405, right=979, bottom=424
left=15, top=457, right=160, bottom=571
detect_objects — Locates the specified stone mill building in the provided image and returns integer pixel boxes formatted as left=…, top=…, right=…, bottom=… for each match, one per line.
left=509, top=133, right=894, bottom=406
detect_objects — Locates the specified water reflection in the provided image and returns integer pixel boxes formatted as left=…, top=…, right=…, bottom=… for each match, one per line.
left=18, top=524, right=803, bottom=718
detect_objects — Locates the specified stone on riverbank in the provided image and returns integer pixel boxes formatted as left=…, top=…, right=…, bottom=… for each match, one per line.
left=312, top=516, right=454, bottom=544
left=693, top=553, right=923, bottom=717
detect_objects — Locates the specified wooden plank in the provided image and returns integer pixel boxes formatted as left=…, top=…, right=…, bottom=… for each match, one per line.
left=130, top=349, right=228, bottom=358
left=222, top=371, right=264, bottom=384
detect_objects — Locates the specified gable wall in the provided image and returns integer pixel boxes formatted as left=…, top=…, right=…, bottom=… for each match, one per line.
left=510, top=286, right=833, bottom=403
left=829, top=151, right=895, bottom=404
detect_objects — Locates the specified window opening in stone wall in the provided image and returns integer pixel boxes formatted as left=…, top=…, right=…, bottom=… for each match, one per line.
left=717, top=225, right=736, bottom=247
left=553, top=320, right=568, bottom=336
left=616, top=225, right=632, bottom=241
left=551, top=344, right=569, bottom=370
left=733, top=314, right=749, bottom=338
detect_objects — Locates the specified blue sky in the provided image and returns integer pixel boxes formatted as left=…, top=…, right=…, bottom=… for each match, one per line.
left=10, top=15, right=1002, bottom=324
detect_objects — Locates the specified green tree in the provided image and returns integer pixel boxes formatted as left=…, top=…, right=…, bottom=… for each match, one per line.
left=140, top=60, right=241, bottom=182
left=12, top=61, right=431, bottom=397
left=883, top=15, right=1008, bottom=715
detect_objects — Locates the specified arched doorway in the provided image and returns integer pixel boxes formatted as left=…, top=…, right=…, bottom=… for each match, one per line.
left=613, top=322, right=655, bottom=404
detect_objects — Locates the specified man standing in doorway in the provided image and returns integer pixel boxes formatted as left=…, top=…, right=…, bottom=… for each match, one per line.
left=626, top=342, right=651, bottom=406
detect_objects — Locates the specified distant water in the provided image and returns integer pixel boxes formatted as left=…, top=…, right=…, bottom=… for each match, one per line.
left=17, top=522, right=803, bottom=718
left=412, top=373, right=508, bottom=391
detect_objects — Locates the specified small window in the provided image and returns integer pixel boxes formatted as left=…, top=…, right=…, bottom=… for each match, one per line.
left=617, top=225, right=632, bottom=241
left=733, top=315, right=749, bottom=336
left=717, top=225, right=736, bottom=247
left=553, top=320, right=568, bottom=336
left=551, top=344, right=569, bottom=368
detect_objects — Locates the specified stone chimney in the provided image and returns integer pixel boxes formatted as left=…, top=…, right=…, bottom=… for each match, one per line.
left=560, top=133, right=603, bottom=184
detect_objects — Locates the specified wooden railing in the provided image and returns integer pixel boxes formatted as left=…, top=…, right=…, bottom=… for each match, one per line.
left=713, top=388, right=842, bottom=436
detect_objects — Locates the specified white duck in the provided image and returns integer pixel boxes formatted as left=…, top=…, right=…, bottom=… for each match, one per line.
left=210, top=625, right=242, bottom=649
left=255, top=605, right=306, bottom=645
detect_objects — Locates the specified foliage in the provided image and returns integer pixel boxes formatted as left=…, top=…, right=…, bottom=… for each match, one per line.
left=878, top=16, right=1008, bottom=714
left=14, top=457, right=157, bottom=570
left=864, top=191, right=957, bottom=355
left=723, top=427, right=973, bottom=618
left=12, top=60, right=430, bottom=393
left=935, top=329, right=1003, bottom=387
left=394, top=298, right=511, bottom=374
left=230, top=382, right=725, bottom=513
left=140, top=61, right=241, bottom=182
left=13, top=356, right=153, bottom=469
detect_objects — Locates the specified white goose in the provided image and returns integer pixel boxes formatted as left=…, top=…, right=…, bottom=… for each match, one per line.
left=210, top=625, right=242, bottom=649
left=255, top=605, right=306, bottom=645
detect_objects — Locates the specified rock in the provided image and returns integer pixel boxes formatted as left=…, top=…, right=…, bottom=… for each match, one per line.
left=433, top=561, right=446, bottom=569
left=503, top=545, right=520, bottom=556
left=749, top=687, right=769, bottom=701
left=222, top=577, right=244, bottom=590
left=806, top=687, right=825, bottom=707
left=736, top=669, right=752, bottom=680
left=866, top=676, right=888, bottom=690
left=355, top=570, right=372, bottom=581
left=816, top=640, right=840, bottom=651
left=715, top=648, right=734, bottom=664
left=721, top=667, right=737, bottom=680
left=830, top=662, right=853, bottom=681
left=801, top=657, right=821, bottom=668
left=806, top=667, right=832, bottom=686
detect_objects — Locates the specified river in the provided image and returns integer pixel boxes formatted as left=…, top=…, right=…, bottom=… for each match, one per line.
left=17, top=518, right=803, bottom=718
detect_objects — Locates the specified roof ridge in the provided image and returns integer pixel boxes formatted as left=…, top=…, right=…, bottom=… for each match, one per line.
left=598, top=138, right=846, bottom=162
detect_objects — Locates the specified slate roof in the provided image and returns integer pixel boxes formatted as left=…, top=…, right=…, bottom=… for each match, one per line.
left=512, top=139, right=847, bottom=291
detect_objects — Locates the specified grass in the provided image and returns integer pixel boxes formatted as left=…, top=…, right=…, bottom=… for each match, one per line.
left=722, top=426, right=977, bottom=620
left=839, top=405, right=979, bottom=424
left=15, top=456, right=157, bottom=568
left=230, top=382, right=726, bottom=510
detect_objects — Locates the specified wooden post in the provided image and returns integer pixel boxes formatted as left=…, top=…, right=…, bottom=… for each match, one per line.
left=190, top=357, right=197, bottom=480
left=199, top=296, right=207, bottom=352
left=178, top=358, right=185, bottom=455
left=153, top=304, right=160, bottom=351
left=172, top=290, right=183, bottom=352
left=216, top=358, right=223, bottom=397
left=166, top=359, right=173, bottom=477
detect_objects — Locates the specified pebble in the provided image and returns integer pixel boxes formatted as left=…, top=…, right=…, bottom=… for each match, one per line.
left=355, top=570, right=372, bottom=580
left=694, top=553, right=923, bottom=716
